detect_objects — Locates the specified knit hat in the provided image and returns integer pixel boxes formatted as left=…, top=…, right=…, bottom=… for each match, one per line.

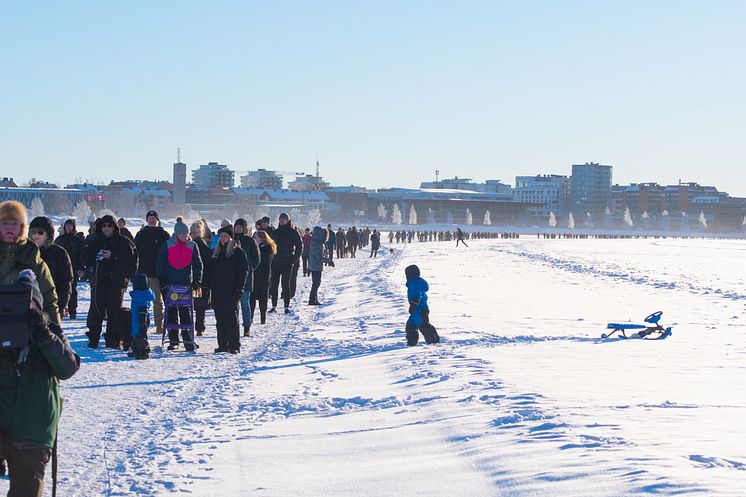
left=29, top=216, right=55, bottom=239
left=279, top=212, right=289, bottom=221
left=404, top=264, right=421, bottom=280
left=132, top=273, right=149, bottom=291
left=87, top=214, right=96, bottom=224
left=63, top=218, right=77, bottom=230
left=261, top=216, right=271, bottom=223
left=217, top=225, right=234, bottom=238
left=221, top=218, right=231, bottom=227
left=173, top=220, right=189, bottom=236
left=146, top=210, right=159, bottom=222
left=234, top=218, right=248, bottom=227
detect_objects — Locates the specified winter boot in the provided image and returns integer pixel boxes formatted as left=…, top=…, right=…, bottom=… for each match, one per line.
left=243, top=326, right=251, bottom=337
left=268, top=307, right=277, bottom=314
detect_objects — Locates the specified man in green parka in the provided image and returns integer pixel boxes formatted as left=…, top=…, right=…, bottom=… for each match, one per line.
left=0, top=200, right=80, bottom=496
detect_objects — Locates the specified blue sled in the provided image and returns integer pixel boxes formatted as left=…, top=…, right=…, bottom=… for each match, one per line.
left=603, top=311, right=672, bottom=340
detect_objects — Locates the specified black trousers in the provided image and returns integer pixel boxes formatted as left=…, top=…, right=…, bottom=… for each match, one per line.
left=309, top=271, right=322, bottom=303
left=68, top=273, right=79, bottom=316
left=349, top=244, right=356, bottom=258
left=302, top=254, right=309, bottom=276
left=406, top=309, right=440, bottom=346
left=290, top=260, right=300, bottom=299
left=326, top=242, right=334, bottom=262
left=270, top=264, right=293, bottom=308
left=250, top=290, right=268, bottom=324
left=194, top=288, right=210, bottom=333
left=214, top=302, right=240, bottom=351
left=86, top=284, right=125, bottom=347
left=166, top=305, right=193, bottom=346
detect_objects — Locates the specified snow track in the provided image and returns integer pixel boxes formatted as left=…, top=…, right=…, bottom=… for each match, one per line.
left=2, top=238, right=744, bottom=496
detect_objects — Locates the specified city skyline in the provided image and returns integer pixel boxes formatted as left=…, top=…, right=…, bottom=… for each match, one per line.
left=3, top=1, right=746, bottom=195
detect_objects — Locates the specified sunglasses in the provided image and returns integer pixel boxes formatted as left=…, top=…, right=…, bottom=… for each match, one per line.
left=30, top=228, right=46, bottom=235
left=101, top=223, right=114, bottom=228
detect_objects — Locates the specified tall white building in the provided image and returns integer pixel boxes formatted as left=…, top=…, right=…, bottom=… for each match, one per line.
left=513, top=174, right=571, bottom=221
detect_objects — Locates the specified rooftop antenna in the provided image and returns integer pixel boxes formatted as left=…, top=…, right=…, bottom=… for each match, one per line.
left=435, top=169, right=440, bottom=185
left=177, top=147, right=181, bottom=163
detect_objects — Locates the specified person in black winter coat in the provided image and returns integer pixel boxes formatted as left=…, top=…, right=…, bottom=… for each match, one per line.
left=54, top=218, right=85, bottom=318
left=251, top=230, right=275, bottom=325
left=134, top=210, right=170, bottom=332
left=117, top=218, right=135, bottom=243
left=347, top=227, right=359, bottom=258
left=289, top=226, right=302, bottom=299
left=269, top=213, right=303, bottom=314
left=85, top=214, right=138, bottom=348
left=190, top=221, right=212, bottom=336
left=336, top=228, right=347, bottom=258
left=208, top=226, right=248, bottom=353
left=29, top=217, right=74, bottom=320
left=370, top=229, right=381, bottom=258
left=326, top=224, right=336, bottom=264
left=233, top=218, right=261, bottom=337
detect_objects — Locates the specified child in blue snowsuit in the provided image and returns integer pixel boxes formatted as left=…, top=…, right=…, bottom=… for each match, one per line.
left=405, top=265, right=440, bottom=346
left=129, top=273, right=155, bottom=359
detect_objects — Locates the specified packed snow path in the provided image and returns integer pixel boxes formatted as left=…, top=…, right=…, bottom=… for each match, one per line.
left=2, top=238, right=744, bottom=496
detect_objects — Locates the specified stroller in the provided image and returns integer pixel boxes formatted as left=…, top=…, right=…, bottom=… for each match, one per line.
left=603, top=311, right=672, bottom=340
left=160, top=284, right=198, bottom=352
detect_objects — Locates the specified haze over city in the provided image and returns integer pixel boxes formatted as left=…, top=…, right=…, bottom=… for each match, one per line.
left=3, top=1, right=746, bottom=194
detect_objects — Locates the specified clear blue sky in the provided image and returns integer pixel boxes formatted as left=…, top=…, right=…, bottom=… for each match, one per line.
left=2, top=1, right=745, bottom=194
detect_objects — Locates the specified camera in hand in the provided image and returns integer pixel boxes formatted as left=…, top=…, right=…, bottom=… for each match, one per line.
left=0, top=284, right=32, bottom=348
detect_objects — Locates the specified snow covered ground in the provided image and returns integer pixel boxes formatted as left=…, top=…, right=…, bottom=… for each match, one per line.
left=2, top=237, right=745, bottom=496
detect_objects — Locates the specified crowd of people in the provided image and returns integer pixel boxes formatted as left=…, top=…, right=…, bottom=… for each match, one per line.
left=12, top=208, right=393, bottom=359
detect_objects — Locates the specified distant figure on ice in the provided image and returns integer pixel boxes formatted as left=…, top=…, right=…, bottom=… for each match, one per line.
left=369, top=229, right=381, bottom=258
left=456, top=227, right=468, bottom=247
left=404, top=264, right=440, bottom=346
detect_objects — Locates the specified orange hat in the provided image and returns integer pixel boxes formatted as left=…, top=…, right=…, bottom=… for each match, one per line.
left=0, top=200, right=28, bottom=238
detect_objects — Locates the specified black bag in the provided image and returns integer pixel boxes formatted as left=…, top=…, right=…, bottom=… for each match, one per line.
left=0, top=284, right=31, bottom=348
left=118, top=308, right=133, bottom=351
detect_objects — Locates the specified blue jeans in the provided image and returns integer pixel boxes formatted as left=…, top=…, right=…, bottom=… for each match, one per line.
left=240, top=287, right=252, bottom=327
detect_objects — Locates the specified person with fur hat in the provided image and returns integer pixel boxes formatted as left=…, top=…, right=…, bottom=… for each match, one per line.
left=85, top=214, right=138, bottom=349
left=29, top=216, right=74, bottom=320
left=0, top=201, right=60, bottom=326
left=156, top=219, right=203, bottom=351
left=233, top=218, right=260, bottom=337
left=268, top=213, right=303, bottom=314
left=0, top=269, right=80, bottom=496
left=134, top=210, right=170, bottom=333
left=404, top=264, right=440, bottom=346
left=207, top=226, right=248, bottom=353
left=55, top=218, right=86, bottom=318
